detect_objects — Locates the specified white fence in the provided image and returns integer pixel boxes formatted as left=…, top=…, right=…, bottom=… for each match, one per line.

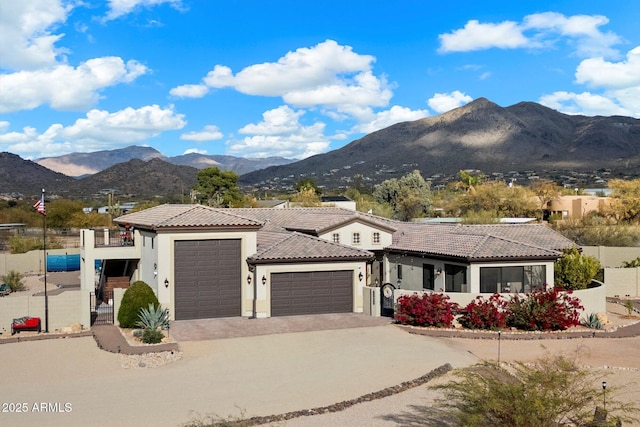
left=0, top=249, right=81, bottom=276
left=0, top=290, right=87, bottom=334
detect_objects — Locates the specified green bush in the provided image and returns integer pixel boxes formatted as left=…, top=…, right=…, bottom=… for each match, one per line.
left=142, top=328, right=164, bottom=344
left=2, top=270, right=25, bottom=292
left=432, top=353, right=639, bottom=426
left=117, top=281, right=159, bottom=328
left=554, top=246, right=601, bottom=290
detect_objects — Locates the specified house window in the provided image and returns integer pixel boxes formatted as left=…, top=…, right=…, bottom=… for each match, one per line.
left=352, top=232, right=360, bottom=245
left=372, top=232, right=381, bottom=244
left=332, top=233, right=340, bottom=243
left=445, top=264, right=467, bottom=292
left=397, top=264, right=403, bottom=280
left=423, top=264, right=435, bottom=290
left=480, top=265, right=546, bottom=293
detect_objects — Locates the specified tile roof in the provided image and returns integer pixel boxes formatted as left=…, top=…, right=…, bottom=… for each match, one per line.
left=389, top=223, right=574, bottom=261
left=250, top=231, right=374, bottom=263
left=114, top=204, right=262, bottom=229
left=115, top=204, right=577, bottom=263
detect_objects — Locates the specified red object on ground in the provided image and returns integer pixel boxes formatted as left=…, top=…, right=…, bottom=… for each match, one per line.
left=11, top=317, right=41, bottom=335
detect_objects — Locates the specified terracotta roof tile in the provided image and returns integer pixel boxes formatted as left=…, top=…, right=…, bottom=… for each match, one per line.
left=250, top=231, right=374, bottom=263
left=115, top=204, right=262, bottom=229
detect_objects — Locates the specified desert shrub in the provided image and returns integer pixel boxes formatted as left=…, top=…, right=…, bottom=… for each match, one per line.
left=141, top=328, right=164, bottom=344
left=136, top=303, right=170, bottom=330
left=506, top=287, right=583, bottom=331
left=2, top=270, right=25, bottom=292
left=554, top=246, right=601, bottom=290
left=458, top=294, right=507, bottom=330
left=395, top=292, right=459, bottom=327
left=117, top=281, right=159, bottom=328
left=622, top=256, right=640, bottom=268
left=431, top=352, right=639, bottom=426
left=581, top=312, right=603, bottom=329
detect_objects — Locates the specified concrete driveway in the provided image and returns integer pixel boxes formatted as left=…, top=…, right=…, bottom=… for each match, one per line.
left=1, top=322, right=475, bottom=427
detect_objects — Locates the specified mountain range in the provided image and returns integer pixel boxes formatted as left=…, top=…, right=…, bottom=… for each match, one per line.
left=239, top=98, right=640, bottom=188
left=2, top=98, right=639, bottom=198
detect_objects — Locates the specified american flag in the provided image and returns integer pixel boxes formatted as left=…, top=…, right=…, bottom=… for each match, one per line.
left=33, top=196, right=46, bottom=216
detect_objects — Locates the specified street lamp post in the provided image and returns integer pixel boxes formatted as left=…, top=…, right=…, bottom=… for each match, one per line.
left=602, top=381, right=607, bottom=411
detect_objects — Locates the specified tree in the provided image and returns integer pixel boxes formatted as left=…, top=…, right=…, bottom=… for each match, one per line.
left=373, top=170, right=431, bottom=221
left=451, top=181, right=537, bottom=218
left=294, top=177, right=321, bottom=195
left=192, top=167, right=243, bottom=207
left=554, top=246, right=601, bottom=290
left=455, top=170, right=483, bottom=194
left=531, top=179, right=560, bottom=220
left=46, top=199, right=85, bottom=228
left=432, top=352, right=639, bottom=427
left=290, top=186, right=321, bottom=207
left=606, top=178, right=640, bottom=223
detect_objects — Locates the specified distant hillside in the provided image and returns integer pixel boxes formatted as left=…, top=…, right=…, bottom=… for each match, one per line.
left=240, top=98, right=640, bottom=188
left=35, top=145, right=294, bottom=177
left=36, top=145, right=164, bottom=177
left=168, top=153, right=293, bottom=175
left=74, top=158, right=199, bottom=198
left=0, top=152, right=76, bottom=197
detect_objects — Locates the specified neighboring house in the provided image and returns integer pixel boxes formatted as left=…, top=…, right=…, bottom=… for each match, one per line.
left=79, top=205, right=579, bottom=324
left=547, top=195, right=611, bottom=219
left=320, top=196, right=356, bottom=211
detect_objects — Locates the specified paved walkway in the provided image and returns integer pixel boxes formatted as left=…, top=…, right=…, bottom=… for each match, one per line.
left=92, top=325, right=180, bottom=354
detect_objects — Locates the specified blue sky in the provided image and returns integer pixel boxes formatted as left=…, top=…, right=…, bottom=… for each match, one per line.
left=1, top=1, right=638, bottom=161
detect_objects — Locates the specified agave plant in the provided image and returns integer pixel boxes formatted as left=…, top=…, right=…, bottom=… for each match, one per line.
left=136, top=303, right=170, bottom=330
left=580, top=312, right=603, bottom=329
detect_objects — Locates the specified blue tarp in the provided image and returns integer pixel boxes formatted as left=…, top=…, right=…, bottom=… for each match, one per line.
left=47, top=254, right=80, bottom=272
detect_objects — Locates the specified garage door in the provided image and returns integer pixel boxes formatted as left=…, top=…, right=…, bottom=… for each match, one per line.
left=270, top=270, right=353, bottom=316
left=174, top=239, right=241, bottom=320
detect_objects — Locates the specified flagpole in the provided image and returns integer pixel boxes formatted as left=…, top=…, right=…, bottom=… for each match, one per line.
left=42, top=188, right=49, bottom=333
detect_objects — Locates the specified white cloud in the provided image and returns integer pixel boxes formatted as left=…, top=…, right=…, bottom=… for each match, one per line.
left=172, top=40, right=393, bottom=120
left=539, top=46, right=640, bottom=117
left=539, top=91, right=632, bottom=116
left=104, top=0, right=183, bottom=21
left=356, top=106, right=429, bottom=134
left=575, top=46, right=640, bottom=88
left=439, top=12, right=622, bottom=58
left=523, top=12, right=622, bottom=58
left=0, top=57, right=148, bottom=113
left=229, top=106, right=329, bottom=159
left=0, top=105, right=185, bottom=159
left=428, top=91, right=473, bottom=113
left=180, top=125, right=223, bottom=141
left=0, top=0, right=72, bottom=70
left=439, top=20, right=528, bottom=53
left=170, top=84, right=209, bottom=98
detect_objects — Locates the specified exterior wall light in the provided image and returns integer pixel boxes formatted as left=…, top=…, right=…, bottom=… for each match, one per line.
left=164, top=278, right=169, bottom=288
left=261, top=275, right=267, bottom=286
left=247, top=274, right=252, bottom=285
left=358, top=272, right=363, bottom=281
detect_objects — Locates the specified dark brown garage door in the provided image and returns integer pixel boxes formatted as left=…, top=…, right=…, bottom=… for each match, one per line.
left=174, top=239, right=241, bottom=320
left=270, top=270, right=353, bottom=316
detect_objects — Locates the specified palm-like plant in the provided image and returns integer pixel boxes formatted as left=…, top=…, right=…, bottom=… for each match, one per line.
left=136, top=304, right=170, bottom=330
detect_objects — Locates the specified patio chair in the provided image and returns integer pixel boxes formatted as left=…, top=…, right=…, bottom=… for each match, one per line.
left=0, top=283, right=9, bottom=297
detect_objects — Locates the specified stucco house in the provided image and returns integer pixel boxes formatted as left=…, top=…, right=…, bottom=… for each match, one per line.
left=80, top=204, right=599, bottom=326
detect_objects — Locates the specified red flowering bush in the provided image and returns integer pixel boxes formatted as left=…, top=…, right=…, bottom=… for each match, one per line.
left=506, top=286, right=584, bottom=331
left=458, top=294, right=507, bottom=330
left=395, top=292, right=459, bottom=327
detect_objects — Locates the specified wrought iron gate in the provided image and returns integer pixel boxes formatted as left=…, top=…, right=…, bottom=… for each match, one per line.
left=90, top=289, right=114, bottom=325
left=380, top=283, right=395, bottom=317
